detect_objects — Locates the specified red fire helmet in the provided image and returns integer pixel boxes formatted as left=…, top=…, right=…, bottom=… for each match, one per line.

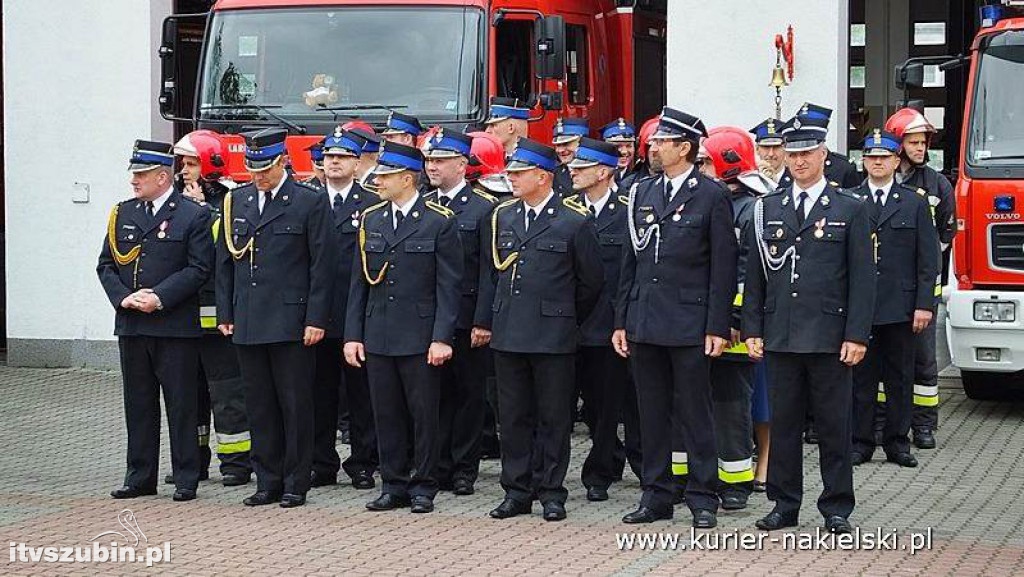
left=466, top=131, right=506, bottom=180
left=638, top=116, right=660, bottom=158
left=341, top=120, right=375, bottom=135
left=885, top=108, right=936, bottom=140
left=173, top=129, right=227, bottom=182
left=704, top=126, right=758, bottom=181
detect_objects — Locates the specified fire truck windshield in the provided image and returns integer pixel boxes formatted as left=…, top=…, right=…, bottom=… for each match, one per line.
left=968, top=30, right=1024, bottom=168
left=198, top=6, right=484, bottom=125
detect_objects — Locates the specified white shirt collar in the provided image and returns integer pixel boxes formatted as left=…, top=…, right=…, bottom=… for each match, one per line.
left=257, top=175, right=288, bottom=211
left=149, top=186, right=174, bottom=214
left=391, top=192, right=419, bottom=225
left=524, top=190, right=555, bottom=226
left=666, top=166, right=695, bottom=200
left=438, top=179, right=467, bottom=201
left=585, top=188, right=612, bottom=218
left=868, top=180, right=892, bottom=208
left=792, top=177, right=827, bottom=213
left=327, top=180, right=354, bottom=205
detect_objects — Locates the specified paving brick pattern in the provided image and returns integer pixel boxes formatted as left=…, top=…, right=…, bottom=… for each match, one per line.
left=0, top=366, right=1022, bottom=575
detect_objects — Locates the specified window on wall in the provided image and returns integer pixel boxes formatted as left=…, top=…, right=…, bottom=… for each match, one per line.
left=566, top=24, right=590, bottom=105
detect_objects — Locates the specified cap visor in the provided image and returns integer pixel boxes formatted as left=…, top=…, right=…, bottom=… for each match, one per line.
left=862, top=150, right=896, bottom=157
left=424, top=149, right=463, bottom=159
left=567, top=158, right=600, bottom=169
left=380, top=128, right=407, bottom=136
left=483, top=116, right=509, bottom=125
left=323, top=149, right=358, bottom=157
left=128, top=162, right=165, bottom=173
left=505, top=160, right=542, bottom=172
left=244, top=156, right=279, bottom=172
left=552, top=135, right=582, bottom=145
left=372, top=164, right=409, bottom=176
left=649, top=130, right=684, bottom=140
left=604, top=136, right=635, bottom=143
left=757, top=138, right=784, bottom=146
left=783, top=140, right=823, bottom=153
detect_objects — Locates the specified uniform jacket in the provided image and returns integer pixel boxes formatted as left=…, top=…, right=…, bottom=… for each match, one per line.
left=344, top=194, right=463, bottom=356
left=423, top=184, right=497, bottom=331
left=899, top=163, right=956, bottom=245
left=615, top=171, right=738, bottom=346
left=97, top=190, right=213, bottom=338
left=553, top=164, right=575, bottom=198
left=742, top=183, right=876, bottom=353
left=849, top=182, right=940, bottom=325
left=215, top=177, right=336, bottom=345
left=576, top=191, right=629, bottom=347
left=324, top=182, right=380, bottom=339
left=475, top=193, right=604, bottom=354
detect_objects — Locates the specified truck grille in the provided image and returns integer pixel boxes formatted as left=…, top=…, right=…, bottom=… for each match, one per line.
left=991, top=224, right=1024, bottom=271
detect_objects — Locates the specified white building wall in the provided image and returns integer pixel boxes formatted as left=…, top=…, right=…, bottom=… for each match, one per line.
left=666, top=0, right=850, bottom=151
left=4, top=0, right=173, bottom=367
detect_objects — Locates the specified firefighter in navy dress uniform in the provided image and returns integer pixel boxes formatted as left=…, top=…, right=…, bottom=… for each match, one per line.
left=849, top=130, right=939, bottom=468
left=568, top=137, right=641, bottom=502
left=775, top=103, right=861, bottom=191
left=216, top=128, right=336, bottom=509
left=476, top=137, right=604, bottom=522
left=613, top=107, right=738, bottom=528
left=483, top=97, right=531, bottom=159
left=344, top=141, right=463, bottom=514
left=552, top=117, right=589, bottom=197
left=98, top=140, right=213, bottom=502
left=741, top=116, right=875, bottom=535
left=421, top=128, right=497, bottom=495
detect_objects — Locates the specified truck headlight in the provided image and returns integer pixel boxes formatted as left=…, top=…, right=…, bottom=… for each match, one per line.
left=974, top=301, right=1016, bottom=322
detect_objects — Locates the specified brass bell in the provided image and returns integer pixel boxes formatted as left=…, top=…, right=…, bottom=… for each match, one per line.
left=770, top=65, right=789, bottom=88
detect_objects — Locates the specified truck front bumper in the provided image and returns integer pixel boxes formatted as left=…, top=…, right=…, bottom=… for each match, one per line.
left=945, top=287, right=1024, bottom=373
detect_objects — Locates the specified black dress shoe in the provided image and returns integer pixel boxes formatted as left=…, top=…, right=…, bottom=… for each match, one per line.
left=542, top=502, right=566, bottom=522
left=366, top=493, right=410, bottom=511
left=692, top=509, right=717, bottom=529
left=721, top=495, right=748, bottom=510
left=755, top=510, right=799, bottom=530
left=222, top=473, right=251, bottom=487
left=110, top=486, right=157, bottom=499
left=913, top=429, right=936, bottom=449
left=452, top=479, right=475, bottom=496
left=622, top=506, right=672, bottom=524
left=851, top=451, right=871, bottom=466
left=351, top=473, right=376, bottom=490
left=586, top=487, right=609, bottom=502
left=489, top=498, right=532, bottom=519
left=279, top=493, right=307, bottom=508
left=310, top=471, right=338, bottom=488
left=172, top=488, right=196, bottom=502
left=824, top=515, right=852, bottom=534
left=886, top=452, right=918, bottom=468
left=410, top=496, right=435, bottom=513
left=243, top=490, right=282, bottom=506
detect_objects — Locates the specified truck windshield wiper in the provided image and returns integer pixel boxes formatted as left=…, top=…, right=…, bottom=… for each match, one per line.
left=200, top=104, right=306, bottom=134
left=316, top=103, right=409, bottom=112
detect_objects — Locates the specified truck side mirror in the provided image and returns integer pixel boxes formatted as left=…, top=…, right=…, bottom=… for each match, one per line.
left=894, top=62, right=924, bottom=91
left=159, top=13, right=208, bottom=122
left=535, top=15, right=566, bottom=80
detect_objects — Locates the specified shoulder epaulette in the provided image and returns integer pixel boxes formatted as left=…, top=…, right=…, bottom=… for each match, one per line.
left=181, top=195, right=207, bottom=207
left=364, top=200, right=388, bottom=214
left=617, top=195, right=629, bottom=205
left=294, top=180, right=320, bottom=192
left=473, top=189, right=498, bottom=204
left=496, top=197, right=519, bottom=211
left=562, top=196, right=588, bottom=216
left=835, top=188, right=864, bottom=201
left=426, top=199, right=454, bottom=218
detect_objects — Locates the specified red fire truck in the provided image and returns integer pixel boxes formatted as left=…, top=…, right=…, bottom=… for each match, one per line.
left=158, top=0, right=666, bottom=181
left=898, top=1, right=1024, bottom=399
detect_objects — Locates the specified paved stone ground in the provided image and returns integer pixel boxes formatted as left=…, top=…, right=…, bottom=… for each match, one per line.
left=1, top=365, right=1022, bottom=576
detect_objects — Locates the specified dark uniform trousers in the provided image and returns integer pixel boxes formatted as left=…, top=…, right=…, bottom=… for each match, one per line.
left=215, top=178, right=336, bottom=496
left=98, top=190, right=214, bottom=493
left=574, top=191, right=641, bottom=490
left=742, top=184, right=875, bottom=521
left=616, top=172, right=738, bottom=514
left=765, top=353, right=854, bottom=519
left=476, top=193, right=604, bottom=506
left=236, top=342, right=315, bottom=494
left=854, top=181, right=939, bottom=451
left=345, top=194, right=463, bottom=500
left=120, top=337, right=202, bottom=490
left=315, top=182, right=381, bottom=481
left=428, top=185, right=497, bottom=486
